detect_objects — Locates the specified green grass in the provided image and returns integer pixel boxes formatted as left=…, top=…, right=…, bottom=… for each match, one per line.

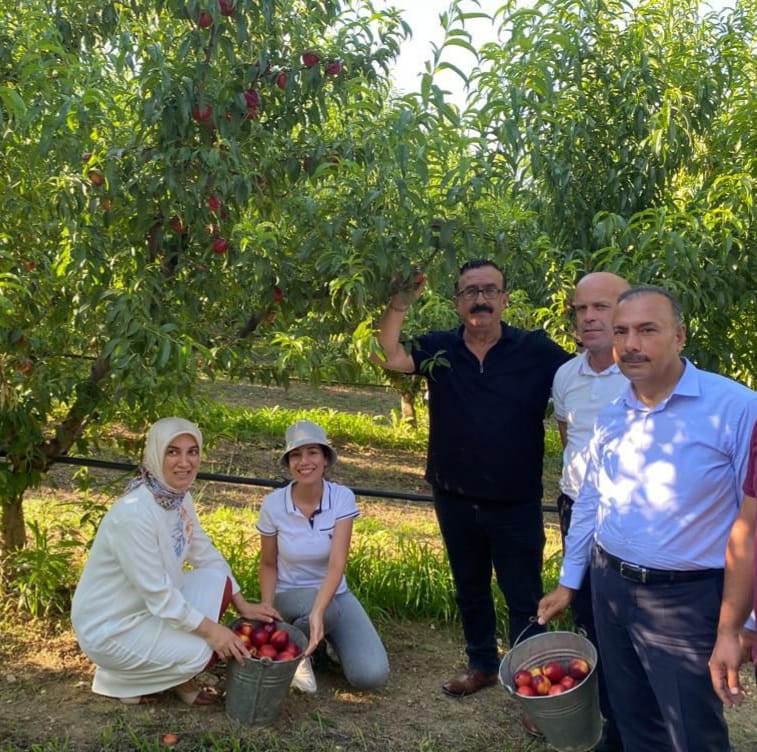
left=1, top=394, right=571, bottom=752
left=7, top=395, right=566, bottom=627
left=164, top=397, right=430, bottom=453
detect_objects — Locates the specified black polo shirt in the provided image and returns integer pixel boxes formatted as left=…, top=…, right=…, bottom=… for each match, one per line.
left=410, top=323, right=571, bottom=503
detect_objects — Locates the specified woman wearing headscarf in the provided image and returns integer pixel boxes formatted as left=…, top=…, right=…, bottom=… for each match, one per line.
left=72, top=417, right=280, bottom=706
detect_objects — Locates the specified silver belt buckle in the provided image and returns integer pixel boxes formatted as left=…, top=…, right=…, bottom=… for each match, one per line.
left=619, top=561, right=649, bottom=583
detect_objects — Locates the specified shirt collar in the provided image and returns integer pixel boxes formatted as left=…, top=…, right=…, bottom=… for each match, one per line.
left=621, top=357, right=695, bottom=410
left=455, top=321, right=512, bottom=344
left=285, top=481, right=331, bottom=514
left=576, top=350, right=622, bottom=377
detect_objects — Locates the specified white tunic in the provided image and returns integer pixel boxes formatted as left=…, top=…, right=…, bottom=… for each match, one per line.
left=71, top=484, right=239, bottom=698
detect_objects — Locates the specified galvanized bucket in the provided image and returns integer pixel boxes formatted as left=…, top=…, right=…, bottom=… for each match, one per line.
left=499, top=631, right=602, bottom=752
left=225, top=620, right=308, bottom=726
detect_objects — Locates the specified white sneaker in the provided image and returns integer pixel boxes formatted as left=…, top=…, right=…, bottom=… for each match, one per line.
left=291, top=657, right=317, bottom=694
left=325, top=641, right=341, bottom=665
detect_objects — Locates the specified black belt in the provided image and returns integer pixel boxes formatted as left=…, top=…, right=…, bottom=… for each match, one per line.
left=595, top=546, right=722, bottom=585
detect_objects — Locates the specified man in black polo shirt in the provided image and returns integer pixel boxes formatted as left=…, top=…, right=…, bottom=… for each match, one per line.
left=375, top=259, right=571, bottom=699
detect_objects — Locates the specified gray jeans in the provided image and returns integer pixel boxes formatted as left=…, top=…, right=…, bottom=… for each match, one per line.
left=274, top=588, right=389, bottom=690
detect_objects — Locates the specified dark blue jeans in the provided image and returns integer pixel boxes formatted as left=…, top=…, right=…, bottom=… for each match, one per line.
left=591, top=546, right=728, bottom=752
left=434, top=489, right=545, bottom=674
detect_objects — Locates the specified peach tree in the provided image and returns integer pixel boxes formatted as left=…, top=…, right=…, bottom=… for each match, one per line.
left=463, top=0, right=757, bottom=375
left=0, top=0, right=419, bottom=556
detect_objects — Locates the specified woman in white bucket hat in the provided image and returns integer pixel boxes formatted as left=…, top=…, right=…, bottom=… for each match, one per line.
left=257, top=420, right=389, bottom=693
left=72, top=417, right=281, bottom=706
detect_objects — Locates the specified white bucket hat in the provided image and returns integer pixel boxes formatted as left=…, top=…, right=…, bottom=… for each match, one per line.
left=279, top=420, right=337, bottom=469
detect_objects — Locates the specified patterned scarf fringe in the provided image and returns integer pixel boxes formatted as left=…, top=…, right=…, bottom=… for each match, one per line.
left=125, top=466, right=186, bottom=510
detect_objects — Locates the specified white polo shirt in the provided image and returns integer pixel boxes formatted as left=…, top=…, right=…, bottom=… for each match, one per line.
left=552, top=351, right=628, bottom=499
left=256, top=480, right=359, bottom=595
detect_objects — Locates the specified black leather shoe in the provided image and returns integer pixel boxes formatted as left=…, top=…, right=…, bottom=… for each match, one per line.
left=442, top=669, right=498, bottom=697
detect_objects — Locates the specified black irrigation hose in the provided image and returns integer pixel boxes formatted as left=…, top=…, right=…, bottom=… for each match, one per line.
left=2, top=454, right=559, bottom=513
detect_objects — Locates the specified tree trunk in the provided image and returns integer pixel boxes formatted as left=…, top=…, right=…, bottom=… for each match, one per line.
left=400, top=390, right=417, bottom=427
left=1, top=490, right=26, bottom=558
left=386, top=373, right=424, bottom=428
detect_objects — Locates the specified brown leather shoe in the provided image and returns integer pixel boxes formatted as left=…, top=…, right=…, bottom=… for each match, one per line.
left=442, top=669, right=498, bottom=697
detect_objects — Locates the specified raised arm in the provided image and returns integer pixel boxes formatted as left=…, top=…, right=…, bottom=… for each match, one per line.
left=372, top=274, right=426, bottom=374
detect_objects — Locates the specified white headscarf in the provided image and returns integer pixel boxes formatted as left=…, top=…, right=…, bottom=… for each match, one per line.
left=142, top=417, right=203, bottom=488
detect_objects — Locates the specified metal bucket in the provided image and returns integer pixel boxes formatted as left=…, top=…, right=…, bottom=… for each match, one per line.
left=499, top=631, right=602, bottom=752
left=225, top=620, right=308, bottom=726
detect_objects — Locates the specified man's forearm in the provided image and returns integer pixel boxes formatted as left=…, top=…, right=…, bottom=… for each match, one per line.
left=373, top=301, right=414, bottom=373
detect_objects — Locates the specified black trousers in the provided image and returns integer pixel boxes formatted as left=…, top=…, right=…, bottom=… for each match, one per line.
left=434, top=489, right=545, bottom=674
left=591, top=546, right=728, bottom=752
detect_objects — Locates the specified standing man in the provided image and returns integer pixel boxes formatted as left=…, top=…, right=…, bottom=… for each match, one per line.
left=709, top=421, right=757, bottom=706
left=538, top=287, right=757, bottom=752
left=552, top=272, right=628, bottom=752
left=374, top=259, right=570, bottom=699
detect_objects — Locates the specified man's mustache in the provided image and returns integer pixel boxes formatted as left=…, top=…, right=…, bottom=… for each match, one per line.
left=470, top=304, right=493, bottom=314
left=620, top=353, right=650, bottom=363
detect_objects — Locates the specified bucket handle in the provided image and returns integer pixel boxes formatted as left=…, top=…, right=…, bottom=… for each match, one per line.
left=501, top=616, right=539, bottom=697
left=511, top=616, right=539, bottom=649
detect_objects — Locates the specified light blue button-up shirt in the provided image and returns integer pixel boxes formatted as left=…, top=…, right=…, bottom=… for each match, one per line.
left=561, top=359, right=757, bottom=589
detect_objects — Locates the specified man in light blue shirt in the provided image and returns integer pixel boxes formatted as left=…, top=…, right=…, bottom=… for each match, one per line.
left=552, top=271, right=629, bottom=752
left=538, top=286, right=757, bottom=752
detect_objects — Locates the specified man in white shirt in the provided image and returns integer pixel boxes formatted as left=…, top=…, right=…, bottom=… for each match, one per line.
left=552, top=271, right=629, bottom=752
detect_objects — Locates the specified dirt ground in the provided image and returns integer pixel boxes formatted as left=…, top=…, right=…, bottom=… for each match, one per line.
left=2, top=616, right=757, bottom=752
left=3, top=381, right=757, bottom=750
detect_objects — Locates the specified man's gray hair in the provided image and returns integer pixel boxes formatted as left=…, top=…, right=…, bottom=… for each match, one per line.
left=617, top=286, right=683, bottom=327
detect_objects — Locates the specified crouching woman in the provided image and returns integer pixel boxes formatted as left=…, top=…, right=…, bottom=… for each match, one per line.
left=257, top=420, right=389, bottom=693
left=72, top=417, right=280, bottom=706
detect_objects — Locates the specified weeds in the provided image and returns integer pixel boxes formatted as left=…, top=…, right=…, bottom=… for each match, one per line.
left=2, top=520, right=79, bottom=617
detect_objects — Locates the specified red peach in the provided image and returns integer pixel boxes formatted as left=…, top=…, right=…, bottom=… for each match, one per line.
left=513, top=670, right=532, bottom=688
left=560, top=675, right=577, bottom=690
left=542, top=660, right=565, bottom=683
left=568, top=658, right=591, bottom=681
left=531, top=674, right=551, bottom=695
